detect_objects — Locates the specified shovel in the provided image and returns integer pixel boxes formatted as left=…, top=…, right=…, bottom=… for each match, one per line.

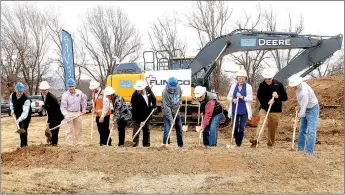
left=106, top=123, right=115, bottom=146
left=13, top=115, right=25, bottom=134
left=49, top=113, right=84, bottom=131
left=91, top=101, right=95, bottom=144
left=196, top=115, right=204, bottom=145
left=226, top=97, right=239, bottom=149
left=291, top=109, right=299, bottom=150
left=182, top=96, right=188, bottom=132
left=165, top=106, right=181, bottom=146
left=44, top=113, right=52, bottom=144
left=132, top=108, right=156, bottom=141
left=256, top=96, right=275, bottom=148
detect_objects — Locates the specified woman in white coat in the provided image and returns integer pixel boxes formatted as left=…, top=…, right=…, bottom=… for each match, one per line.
left=227, top=69, right=253, bottom=147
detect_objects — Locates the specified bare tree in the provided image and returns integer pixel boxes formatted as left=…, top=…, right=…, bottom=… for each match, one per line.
left=217, top=70, right=231, bottom=95
left=262, top=8, right=304, bottom=71
left=230, top=5, right=269, bottom=91
left=186, top=0, right=232, bottom=91
left=2, top=2, right=51, bottom=95
left=78, top=5, right=142, bottom=86
left=46, top=7, right=86, bottom=87
left=148, top=12, right=186, bottom=58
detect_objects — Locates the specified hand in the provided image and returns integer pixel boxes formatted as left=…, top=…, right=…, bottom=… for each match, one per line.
left=99, top=117, right=104, bottom=123
left=292, top=118, right=300, bottom=128
left=178, top=101, right=182, bottom=107
left=199, top=126, right=204, bottom=132
left=236, top=93, right=243, bottom=99
left=16, top=119, right=21, bottom=124
left=140, top=122, right=145, bottom=127
left=170, top=119, right=174, bottom=126
left=232, top=99, right=238, bottom=104
left=268, top=99, right=275, bottom=105
left=82, top=110, right=87, bottom=114
left=11, top=112, right=14, bottom=116
left=295, top=106, right=299, bottom=111
left=91, top=108, right=94, bottom=113
left=273, top=92, right=279, bottom=99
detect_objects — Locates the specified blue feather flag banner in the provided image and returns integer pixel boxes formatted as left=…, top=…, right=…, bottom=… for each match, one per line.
left=61, top=30, right=75, bottom=90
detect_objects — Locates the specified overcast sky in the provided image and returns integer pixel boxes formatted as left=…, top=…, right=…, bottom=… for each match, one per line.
left=3, top=1, right=344, bottom=80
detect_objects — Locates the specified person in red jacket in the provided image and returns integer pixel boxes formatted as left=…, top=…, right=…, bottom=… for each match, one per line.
left=194, top=86, right=224, bottom=147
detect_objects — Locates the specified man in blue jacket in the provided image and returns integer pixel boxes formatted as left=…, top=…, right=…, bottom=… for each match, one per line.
left=162, top=77, right=183, bottom=147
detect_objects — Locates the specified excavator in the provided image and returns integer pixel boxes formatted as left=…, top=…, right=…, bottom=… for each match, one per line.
left=107, top=29, right=343, bottom=125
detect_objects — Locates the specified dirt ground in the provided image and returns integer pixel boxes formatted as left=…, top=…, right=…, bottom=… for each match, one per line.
left=1, top=76, right=344, bottom=194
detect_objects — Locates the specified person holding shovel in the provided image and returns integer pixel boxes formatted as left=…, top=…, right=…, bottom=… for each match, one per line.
left=9, top=82, right=32, bottom=148
left=131, top=80, right=156, bottom=147
left=194, top=86, right=223, bottom=147
left=226, top=69, right=253, bottom=147
left=60, top=78, right=87, bottom=146
left=103, top=86, right=132, bottom=147
left=288, top=75, right=319, bottom=155
left=250, top=68, right=288, bottom=148
left=89, top=80, right=112, bottom=146
left=39, top=81, right=64, bottom=146
left=162, top=77, right=184, bottom=147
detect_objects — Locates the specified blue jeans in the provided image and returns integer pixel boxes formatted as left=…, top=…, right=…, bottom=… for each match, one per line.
left=232, top=112, right=248, bottom=147
left=163, top=114, right=183, bottom=147
left=297, top=104, right=320, bottom=155
left=203, top=113, right=222, bottom=147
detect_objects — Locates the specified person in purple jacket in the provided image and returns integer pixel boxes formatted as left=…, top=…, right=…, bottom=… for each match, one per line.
left=227, top=69, right=253, bottom=147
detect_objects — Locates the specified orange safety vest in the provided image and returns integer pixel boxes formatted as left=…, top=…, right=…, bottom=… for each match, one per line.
left=92, top=90, right=111, bottom=117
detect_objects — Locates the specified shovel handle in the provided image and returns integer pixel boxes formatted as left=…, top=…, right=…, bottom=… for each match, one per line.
left=132, top=108, right=155, bottom=141
left=230, top=97, right=239, bottom=146
left=256, top=97, right=275, bottom=148
left=12, top=115, right=20, bottom=129
left=166, top=106, right=181, bottom=142
left=291, top=109, right=299, bottom=149
left=49, top=113, right=83, bottom=131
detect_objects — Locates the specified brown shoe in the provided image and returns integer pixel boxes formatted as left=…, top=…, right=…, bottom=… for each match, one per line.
left=16, top=128, right=26, bottom=134
left=250, top=139, right=257, bottom=144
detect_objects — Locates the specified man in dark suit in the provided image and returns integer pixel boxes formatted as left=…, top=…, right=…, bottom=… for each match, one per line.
left=131, top=80, right=156, bottom=147
left=39, top=81, right=64, bottom=146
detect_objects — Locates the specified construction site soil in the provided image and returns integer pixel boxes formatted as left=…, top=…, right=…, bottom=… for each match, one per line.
left=1, top=76, right=344, bottom=194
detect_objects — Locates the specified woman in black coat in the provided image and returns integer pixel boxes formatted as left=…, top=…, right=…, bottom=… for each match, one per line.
left=39, top=81, right=64, bottom=146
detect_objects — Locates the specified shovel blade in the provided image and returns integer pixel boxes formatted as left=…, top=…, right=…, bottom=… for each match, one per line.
left=195, top=126, right=201, bottom=132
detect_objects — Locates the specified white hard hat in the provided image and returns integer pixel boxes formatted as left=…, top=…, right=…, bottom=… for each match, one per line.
left=89, top=80, right=100, bottom=90
left=39, top=81, right=50, bottom=90
left=262, top=68, right=276, bottom=79
left=194, top=86, right=206, bottom=98
left=236, top=69, right=248, bottom=78
left=134, top=80, right=146, bottom=90
left=104, top=86, right=115, bottom=96
left=288, top=76, right=304, bottom=87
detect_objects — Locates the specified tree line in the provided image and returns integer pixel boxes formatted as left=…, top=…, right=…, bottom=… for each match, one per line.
left=1, top=1, right=343, bottom=99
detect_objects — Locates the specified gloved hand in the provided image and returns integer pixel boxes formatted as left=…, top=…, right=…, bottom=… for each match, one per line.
left=236, top=93, right=243, bottom=99
left=232, top=98, right=238, bottom=104
left=268, top=99, right=275, bottom=105
left=273, top=92, right=279, bottom=99
left=140, top=122, right=145, bottom=127
left=170, top=119, right=174, bottom=126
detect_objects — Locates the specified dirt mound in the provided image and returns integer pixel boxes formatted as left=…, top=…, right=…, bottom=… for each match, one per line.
left=1, top=143, right=344, bottom=194
left=283, top=76, right=344, bottom=119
